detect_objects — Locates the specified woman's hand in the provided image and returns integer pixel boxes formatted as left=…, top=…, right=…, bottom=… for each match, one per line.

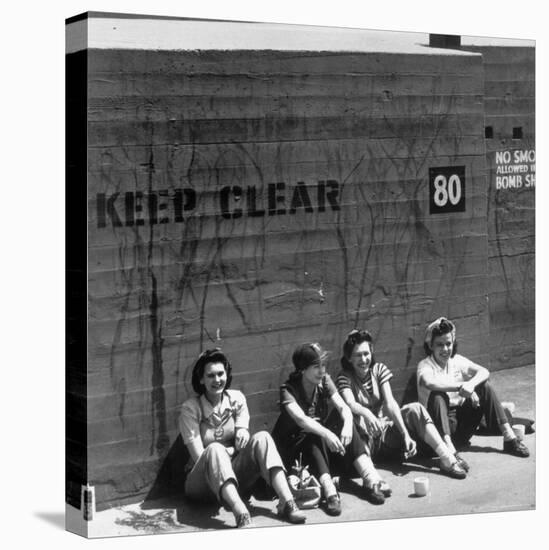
left=459, top=380, right=476, bottom=398
left=323, top=429, right=346, bottom=455
left=362, top=407, right=382, bottom=437
left=340, top=420, right=353, bottom=448
left=403, top=434, right=417, bottom=459
left=235, top=428, right=250, bottom=451
left=470, top=391, right=480, bottom=408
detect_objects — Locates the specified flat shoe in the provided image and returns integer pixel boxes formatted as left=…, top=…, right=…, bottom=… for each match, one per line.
left=440, top=461, right=467, bottom=479
left=363, top=482, right=385, bottom=505
left=378, top=480, right=392, bottom=497
left=277, top=499, right=306, bottom=524
left=324, top=494, right=342, bottom=516
left=454, top=453, right=470, bottom=472
left=503, top=438, right=529, bottom=457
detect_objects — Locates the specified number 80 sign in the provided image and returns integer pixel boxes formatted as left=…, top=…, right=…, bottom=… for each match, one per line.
left=429, top=166, right=466, bottom=214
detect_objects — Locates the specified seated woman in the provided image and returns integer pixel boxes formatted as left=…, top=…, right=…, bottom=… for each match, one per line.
left=417, top=317, right=529, bottom=469
left=272, top=342, right=389, bottom=514
left=336, top=329, right=467, bottom=502
left=179, top=348, right=306, bottom=528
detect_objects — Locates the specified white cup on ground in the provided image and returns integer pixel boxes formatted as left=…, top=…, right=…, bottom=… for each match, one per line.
left=414, top=477, right=429, bottom=497
left=512, top=424, right=525, bottom=440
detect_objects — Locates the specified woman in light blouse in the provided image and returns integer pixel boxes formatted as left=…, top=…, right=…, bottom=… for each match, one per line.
left=179, top=348, right=305, bottom=528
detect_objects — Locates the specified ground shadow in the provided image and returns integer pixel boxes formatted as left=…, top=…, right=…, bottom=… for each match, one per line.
left=34, top=512, right=65, bottom=530
left=462, top=443, right=504, bottom=454
left=375, top=454, right=473, bottom=481
left=247, top=501, right=279, bottom=522
left=476, top=416, right=535, bottom=436
left=141, top=435, right=279, bottom=530
left=175, top=504, right=230, bottom=530
left=337, top=477, right=363, bottom=498
left=141, top=435, right=229, bottom=529
left=380, top=456, right=440, bottom=478
left=141, top=493, right=231, bottom=530
left=143, top=434, right=189, bottom=505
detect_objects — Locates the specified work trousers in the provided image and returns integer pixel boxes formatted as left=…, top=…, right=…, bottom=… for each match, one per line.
left=184, top=431, right=284, bottom=503
left=362, top=402, right=434, bottom=459
left=427, top=381, right=508, bottom=446
left=275, top=410, right=367, bottom=479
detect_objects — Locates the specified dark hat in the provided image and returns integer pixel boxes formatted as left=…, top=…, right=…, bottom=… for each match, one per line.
left=292, top=343, right=329, bottom=371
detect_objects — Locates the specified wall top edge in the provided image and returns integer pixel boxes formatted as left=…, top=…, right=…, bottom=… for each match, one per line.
left=65, top=15, right=534, bottom=56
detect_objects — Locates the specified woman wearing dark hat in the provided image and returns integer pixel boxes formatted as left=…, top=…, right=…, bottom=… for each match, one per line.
left=336, top=329, right=467, bottom=501
left=271, top=342, right=384, bottom=516
left=179, top=348, right=306, bottom=528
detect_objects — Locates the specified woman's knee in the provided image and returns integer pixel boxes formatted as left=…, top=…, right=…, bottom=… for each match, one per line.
left=431, top=391, right=447, bottom=400
left=429, top=392, right=449, bottom=410
left=250, top=430, right=273, bottom=446
left=300, top=432, right=326, bottom=452
left=402, top=402, right=423, bottom=417
left=403, top=401, right=429, bottom=423
left=204, top=442, right=231, bottom=461
left=476, top=381, right=494, bottom=396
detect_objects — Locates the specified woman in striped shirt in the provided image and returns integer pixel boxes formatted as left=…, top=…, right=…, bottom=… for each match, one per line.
left=336, top=329, right=467, bottom=502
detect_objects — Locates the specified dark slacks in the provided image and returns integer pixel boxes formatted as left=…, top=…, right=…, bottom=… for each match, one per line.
left=426, top=381, right=508, bottom=446
left=274, top=410, right=366, bottom=479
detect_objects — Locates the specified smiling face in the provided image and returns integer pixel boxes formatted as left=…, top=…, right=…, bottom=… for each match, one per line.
left=350, top=341, right=373, bottom=378
left=431, top=332, right=454, bottom=367
left=200, top=361, right=228, bottom=400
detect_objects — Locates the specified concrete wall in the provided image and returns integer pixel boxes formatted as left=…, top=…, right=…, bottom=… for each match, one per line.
left=82, top=46, right=491, bottom=508
left=463, top=44, right=535, bottom=370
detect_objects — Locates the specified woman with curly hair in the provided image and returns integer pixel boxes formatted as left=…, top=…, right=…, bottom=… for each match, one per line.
left=417, top=317, right=529, bottom=469
left=336, top=329, right=467, bottom=502
left=179, top=348, right=305, bottom=528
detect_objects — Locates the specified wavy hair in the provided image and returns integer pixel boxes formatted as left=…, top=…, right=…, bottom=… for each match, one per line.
left=341, top=329, right=376, bottom=372
left=191, top=348, right=233, bottom=395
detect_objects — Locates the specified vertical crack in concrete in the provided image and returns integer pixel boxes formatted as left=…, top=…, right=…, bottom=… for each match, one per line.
left=149, top=269, right=169, bottom=455
left=145, top=143, right=169, bottom=456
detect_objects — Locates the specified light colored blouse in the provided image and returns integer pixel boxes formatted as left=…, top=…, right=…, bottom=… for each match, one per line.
left=179, top=389, right=250, bottom=449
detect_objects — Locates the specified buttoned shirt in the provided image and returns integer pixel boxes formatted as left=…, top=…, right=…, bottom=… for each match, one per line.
left=179, top=389, right=250, bottom=448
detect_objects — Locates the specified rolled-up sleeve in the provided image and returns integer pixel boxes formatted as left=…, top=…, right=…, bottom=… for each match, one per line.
left=232, top=390, right=250, bottom=429
left=280, top=384, right=297, bottom=408
left=417, top=361, right=433, bottom=387
left=460, top=356, right=481, bottom=380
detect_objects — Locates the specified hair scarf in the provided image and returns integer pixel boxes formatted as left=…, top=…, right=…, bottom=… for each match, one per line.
left=424, top=317, right=456, bottom=350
